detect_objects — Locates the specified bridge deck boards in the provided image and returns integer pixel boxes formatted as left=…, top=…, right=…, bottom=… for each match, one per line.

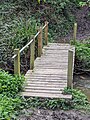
left=22, top=43, right=75, bottom=99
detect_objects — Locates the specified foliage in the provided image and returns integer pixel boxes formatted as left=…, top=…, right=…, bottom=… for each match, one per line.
left=22, top=88, right=90, bottom=111
left=0, top=2, right=40, bottom=72
left=0, top=70, right=25, bottom=97
left=64, top=88, right=89, bottom=107
left=37, top=0, right=46, bottom=4
left=0, top=95, right=22, bottom=120
left=37, top=0, right=76, bottom=39
left=13, top=0, right=78, bottom=39
left=79, top=0, right=90, bottom=7
left=0, top=70, right=25, bottom=119
left=74, top=40, right=90, bottom=70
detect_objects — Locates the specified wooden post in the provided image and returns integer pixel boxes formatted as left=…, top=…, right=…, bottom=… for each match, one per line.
left=38, top=27, right=42, bottom=57
left=14, top=49, right=20, bottom=76
left=45, top=21, right=48, bottom=45
left=30, top=38, right=35, bottom=70
left=67, top=49, right=73, bottom=89
left=73, top=23, right=77, bottom=44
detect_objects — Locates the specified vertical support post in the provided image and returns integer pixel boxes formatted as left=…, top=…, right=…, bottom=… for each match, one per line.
left=14, top=49, right=20, bottom=76
left=38, top=27, right=42, bottom=57
left=30, top=38, right=35, bottom=70
left=73, top=23, right=77, bottom=44
left=45, top=21, right=48, bottom=45
left=67, top=49, right=73, bottom=89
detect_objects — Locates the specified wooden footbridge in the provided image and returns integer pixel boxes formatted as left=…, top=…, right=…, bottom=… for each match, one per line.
left=12, top=22, right=75, bottom=99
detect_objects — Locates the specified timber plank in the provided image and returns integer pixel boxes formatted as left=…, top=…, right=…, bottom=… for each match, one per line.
left=25, top=84, right=67, bottom=87
left=23, top=89, right=63, bottom=94
left=22, top=92, right=72, bottom=99
left=26, top=80, right=67, bottom=83
left=24, top=86, right=65, bottom=90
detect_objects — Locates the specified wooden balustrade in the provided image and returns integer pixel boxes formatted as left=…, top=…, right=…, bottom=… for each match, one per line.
left=38, top=27, right=42, bottom=57
left=67, top=49, right=73, bottom=89
left=45, top=21, right=48, bottom=45
left=14, top=49, right=20, bottom=75
left=12, top=21, right=49, bottom=75
left=30, top=38, right=35, bottom=70
left=73, top=23, right=77, bottom=44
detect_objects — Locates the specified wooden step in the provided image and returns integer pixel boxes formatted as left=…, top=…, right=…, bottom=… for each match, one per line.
left=25, top=84, right=67, bottom=88
left=23, top=89, right=63, bottom=94
left=22, top=92, right=72, bottom=99
left=26, top=81, right=67, bottom=84
left=24, top=86, right=65, bottom=90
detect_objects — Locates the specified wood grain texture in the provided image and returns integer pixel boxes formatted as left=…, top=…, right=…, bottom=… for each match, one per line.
left=22, top=43, right=75, bottom=99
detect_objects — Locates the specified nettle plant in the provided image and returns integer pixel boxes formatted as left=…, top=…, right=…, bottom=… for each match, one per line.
left=37, top=0, right=46, bottom=3
left=79, top=0, right=90, bottom=6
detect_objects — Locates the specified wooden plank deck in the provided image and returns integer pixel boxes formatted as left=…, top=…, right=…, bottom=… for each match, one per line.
left=22, top=43, right=75, bottom=99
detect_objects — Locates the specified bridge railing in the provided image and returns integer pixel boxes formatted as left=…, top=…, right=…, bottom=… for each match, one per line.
left=12, top=21, right=49, bottom=75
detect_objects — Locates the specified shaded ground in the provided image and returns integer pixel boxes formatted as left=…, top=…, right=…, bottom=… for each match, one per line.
left=74, top=74, right=90, bottom=102
left=18, top=109, right=90, bottom=120
left=58, top=6, right=90, bottom=43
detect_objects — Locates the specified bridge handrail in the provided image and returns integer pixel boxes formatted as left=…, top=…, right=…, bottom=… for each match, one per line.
left=12, top=21, right=49, bottom=75
left=12, top=22, right=48, bottom=59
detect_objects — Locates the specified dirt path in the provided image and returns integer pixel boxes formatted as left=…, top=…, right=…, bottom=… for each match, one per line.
left=18, top=109, right=90, bottom=120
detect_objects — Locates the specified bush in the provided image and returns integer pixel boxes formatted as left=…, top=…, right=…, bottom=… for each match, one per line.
left=0, top=70, right=25, bottom=97
left=0, top=95, right=22, bottom=120
left=0, top=57, right=25, bottom=119
left=75, top=40, right=90, bottom=70
left=0, top=70, right=25, bottom=119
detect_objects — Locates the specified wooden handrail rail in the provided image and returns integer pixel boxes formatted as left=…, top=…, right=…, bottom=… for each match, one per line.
left=12, top=22, right=49, bottom=59
left=13, top=21, right=49, bottom=75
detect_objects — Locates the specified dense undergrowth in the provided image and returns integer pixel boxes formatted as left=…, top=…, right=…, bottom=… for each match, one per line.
left=19, top=88, right=90, bottom=114
left=0, top=1, right=39, bottom=73
left=73, top=39, right=90, bottom=73
left=0, top=70, right=25, bottom=119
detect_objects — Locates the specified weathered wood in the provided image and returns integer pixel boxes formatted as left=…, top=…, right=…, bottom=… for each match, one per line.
left=25, top=86, right=65, bottom=90
left=34, top=62, right=68, bottom=66
left=23, top=43, right=75, bottom=99
left=26, top=81, right=67, bottom=84
left=73, top=23, right=77, bottom=44
left=23, top=89, right=63, bottom=94
left=30, top=39, right=35, bottom=70
left=26, top=83, right=67, bottom=87
left=22, top=92, right=72, bottom=99
left=14, top=49, right=20, bottom=75
left=44, top=21, right=48, bottom=45
left=26, top=78, right=67, bottom=80
left=67, top=49, right=73, bottom=88
left=38, top=27, right=42, bottom=57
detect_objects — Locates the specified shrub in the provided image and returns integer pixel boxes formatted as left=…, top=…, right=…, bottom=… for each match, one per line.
left=0, top=70, right=25, bottom=119
left=75, top=40, right=90, bottom=70
left=0, top=94, right=22, bottom=119
left=0, top=70, right=25, bottom=97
